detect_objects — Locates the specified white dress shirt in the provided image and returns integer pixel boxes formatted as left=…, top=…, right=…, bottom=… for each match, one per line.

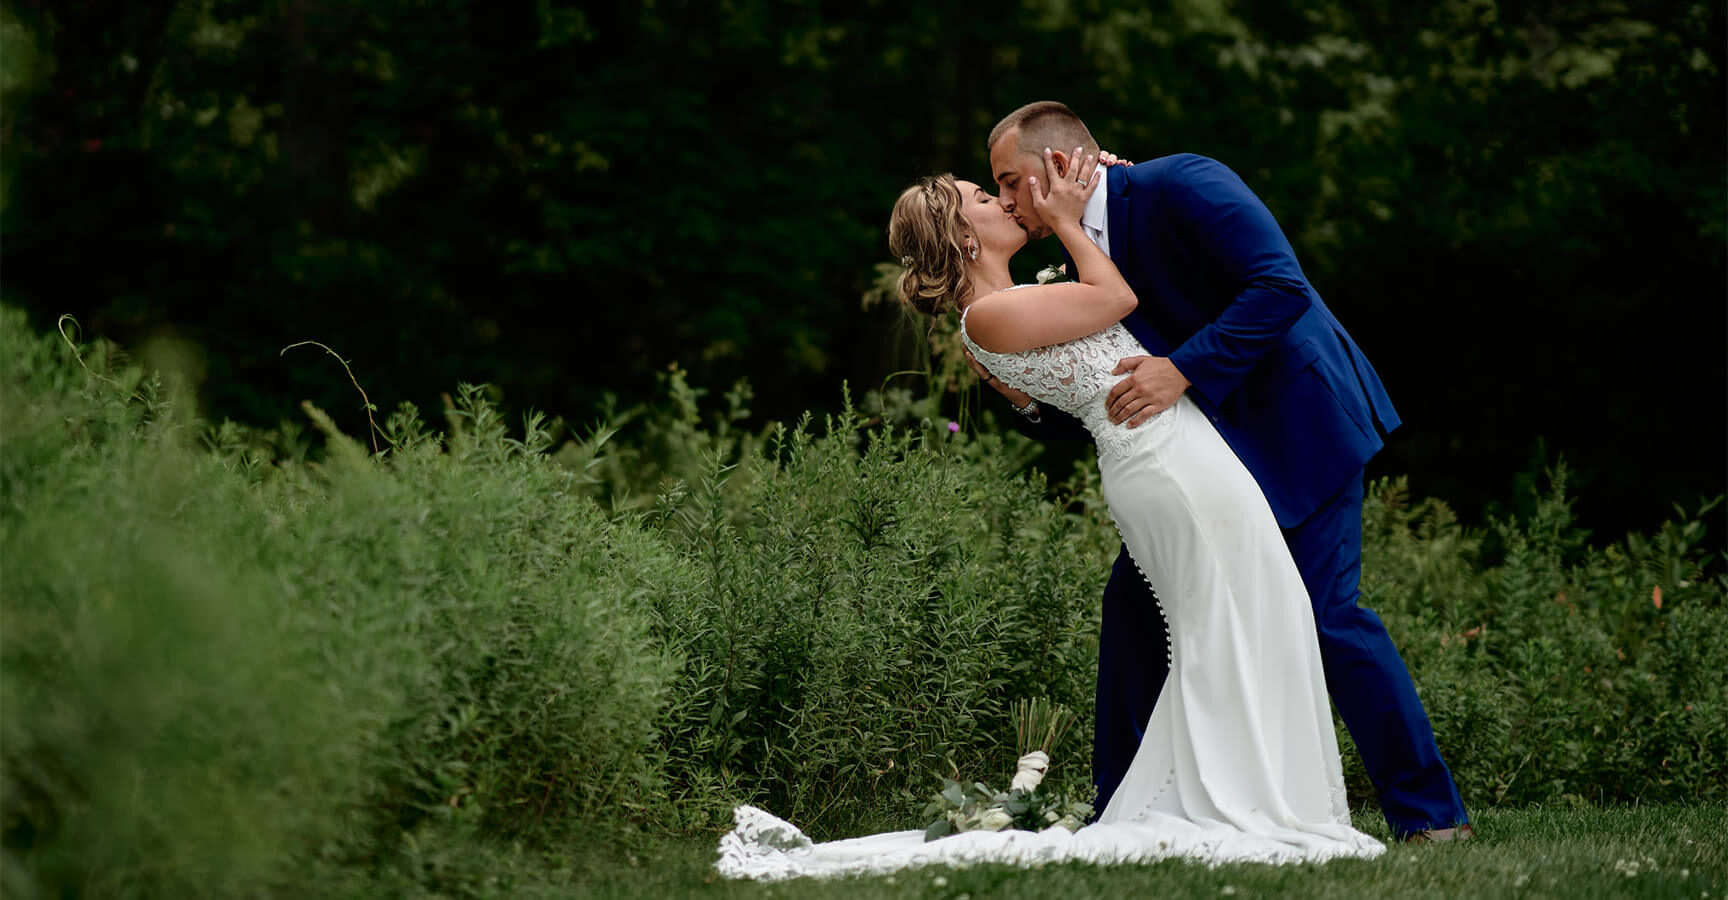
left=1080, top=172, right=1111, bottom=258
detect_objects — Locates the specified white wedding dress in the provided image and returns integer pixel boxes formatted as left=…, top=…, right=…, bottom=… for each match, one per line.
left=715, top=304, right=1386, bottom=879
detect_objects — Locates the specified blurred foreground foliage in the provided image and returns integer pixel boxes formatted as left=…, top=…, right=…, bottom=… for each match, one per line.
left=2, top=309, right=1723, bottom=897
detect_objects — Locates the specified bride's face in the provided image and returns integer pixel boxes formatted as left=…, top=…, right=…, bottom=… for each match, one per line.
left=954, top=179, right=1026, bottom=260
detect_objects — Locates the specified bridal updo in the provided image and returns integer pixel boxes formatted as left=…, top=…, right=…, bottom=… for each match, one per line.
left=887, top=175, right=973, bottom=316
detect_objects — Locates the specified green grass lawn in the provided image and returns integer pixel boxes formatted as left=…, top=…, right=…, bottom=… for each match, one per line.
left=540, top=805, right=1725, bottom=900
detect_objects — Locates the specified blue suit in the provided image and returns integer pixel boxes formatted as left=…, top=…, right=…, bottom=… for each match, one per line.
left=1028, top=154, right=1467, bottom=836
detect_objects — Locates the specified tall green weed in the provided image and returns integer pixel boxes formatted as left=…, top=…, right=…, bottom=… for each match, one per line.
left=1, top=315, right=381, bottom=896
left=1360, top=476, right=1726, bottom=808
left=589, top=374, right=1725, bottom=826
left=1, top=309, right=687, bottom=896
left=637, top=406, right=1110, bottom=838
left=3, top=305, right=1723, bottom=898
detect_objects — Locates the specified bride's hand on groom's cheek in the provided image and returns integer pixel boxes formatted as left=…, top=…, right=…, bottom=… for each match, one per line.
left=1029, top=146, right=1101, bottom=224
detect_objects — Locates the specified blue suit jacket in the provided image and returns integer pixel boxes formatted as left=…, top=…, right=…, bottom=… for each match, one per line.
left=1056, top=154, right=1399, bottom=528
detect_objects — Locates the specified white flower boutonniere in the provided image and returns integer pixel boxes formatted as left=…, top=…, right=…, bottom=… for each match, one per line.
left=1035, top=263, right=1068, bottom=285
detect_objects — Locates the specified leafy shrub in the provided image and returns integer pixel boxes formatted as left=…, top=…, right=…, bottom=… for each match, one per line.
left=257, top=387, right=691, bottom=850
left=1, top=309, right=690, bottom=896
left=1, top=314, right=382, bottom=897
left=4, top=305, right=1723, bottom=899
left=637, top=404, right=1111, bottom=839
left=557, top=365, right=767, bottom=514
left=1360, top=475, right=1726, bottom=809
left=598, top=376, right=1725, bottom=827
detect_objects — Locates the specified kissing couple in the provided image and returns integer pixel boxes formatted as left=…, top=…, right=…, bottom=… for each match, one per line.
left=717, top=102, right=1472, bottom=880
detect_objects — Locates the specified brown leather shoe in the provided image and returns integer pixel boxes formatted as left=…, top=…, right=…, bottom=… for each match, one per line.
left=1404, top=823, right=1476, bottom=844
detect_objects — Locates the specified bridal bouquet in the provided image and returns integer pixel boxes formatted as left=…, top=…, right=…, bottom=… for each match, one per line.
left=921, top=699, right=1095, bottom=841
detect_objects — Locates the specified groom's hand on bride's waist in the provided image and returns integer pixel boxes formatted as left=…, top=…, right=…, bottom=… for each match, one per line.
left=1108, top=355, right=1191, bottom=427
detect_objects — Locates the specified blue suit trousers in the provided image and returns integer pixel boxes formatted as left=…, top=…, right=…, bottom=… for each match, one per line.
left=1092, top=471, right=1469, bottom=836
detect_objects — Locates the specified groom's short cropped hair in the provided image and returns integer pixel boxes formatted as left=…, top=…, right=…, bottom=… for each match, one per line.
left=987, top=101, right=1099, bottom=158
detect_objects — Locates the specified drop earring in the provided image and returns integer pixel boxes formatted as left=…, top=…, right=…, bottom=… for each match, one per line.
left=969, top=242, right=980, bottom=261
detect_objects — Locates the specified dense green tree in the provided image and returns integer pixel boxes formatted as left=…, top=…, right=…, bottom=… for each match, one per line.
left=2, top=0, right=1720, bottom=535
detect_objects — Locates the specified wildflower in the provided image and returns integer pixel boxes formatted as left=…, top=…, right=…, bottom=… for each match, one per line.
left=947, top=421, right=960, bottom=433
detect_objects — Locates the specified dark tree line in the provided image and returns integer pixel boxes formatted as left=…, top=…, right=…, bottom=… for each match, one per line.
left=2, top=0, right=1722, bottom=537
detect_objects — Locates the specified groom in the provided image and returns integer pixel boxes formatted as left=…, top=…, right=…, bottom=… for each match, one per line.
left=975, top=101, right=1472, bottom=842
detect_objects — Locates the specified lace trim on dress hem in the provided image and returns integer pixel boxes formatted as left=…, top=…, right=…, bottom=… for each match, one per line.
left=714, top=804, right=1384, bottom=880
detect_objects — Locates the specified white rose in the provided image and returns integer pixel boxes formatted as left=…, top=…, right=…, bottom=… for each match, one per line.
left=977, top=808, right=1015, bottom=832
left=1042, top=814, right=1084, bottom=834
left=1010, top=751, right=1050, bottom=792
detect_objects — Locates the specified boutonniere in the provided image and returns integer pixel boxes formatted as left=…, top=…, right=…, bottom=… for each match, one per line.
left=1035, top=263, right=1068, bottom=285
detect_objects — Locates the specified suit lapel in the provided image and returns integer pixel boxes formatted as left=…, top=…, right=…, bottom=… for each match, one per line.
left=1104, top=164, right=1174, bottom=356
left=1106, top=164, right=1130, bottom=264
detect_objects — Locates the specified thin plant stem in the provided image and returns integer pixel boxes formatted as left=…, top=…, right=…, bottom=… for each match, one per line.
left=280, top=340, right=382, bottom=454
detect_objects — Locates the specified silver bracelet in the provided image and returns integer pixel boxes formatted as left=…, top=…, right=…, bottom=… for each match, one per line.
left=1012, top=399, right=1042, bottom=423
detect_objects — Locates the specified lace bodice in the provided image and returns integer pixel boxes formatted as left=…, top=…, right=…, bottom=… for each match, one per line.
left=960, top=299, right=1156, bottom=461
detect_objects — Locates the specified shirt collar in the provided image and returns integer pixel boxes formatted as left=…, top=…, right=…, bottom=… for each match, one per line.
left=1081, top=173, right=1109, bottom=233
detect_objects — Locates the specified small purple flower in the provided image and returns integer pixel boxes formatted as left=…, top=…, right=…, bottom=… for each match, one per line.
left=947, top=421, right=960, bottom=433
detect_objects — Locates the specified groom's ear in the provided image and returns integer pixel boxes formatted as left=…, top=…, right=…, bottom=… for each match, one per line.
left=1045, top=148, right=1072, bottom=180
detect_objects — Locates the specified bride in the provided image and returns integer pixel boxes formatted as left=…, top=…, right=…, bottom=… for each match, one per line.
left=715, top=150, right=1386, bottom=879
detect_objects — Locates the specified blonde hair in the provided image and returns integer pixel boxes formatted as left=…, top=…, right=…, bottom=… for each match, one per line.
left=886, top=175, right=973, bottom=316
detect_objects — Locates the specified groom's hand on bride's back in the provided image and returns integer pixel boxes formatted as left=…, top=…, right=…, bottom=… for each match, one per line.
left=964, top=347, right=1035, bottom=409
left=1107, top=356, right=1190, bottom=427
